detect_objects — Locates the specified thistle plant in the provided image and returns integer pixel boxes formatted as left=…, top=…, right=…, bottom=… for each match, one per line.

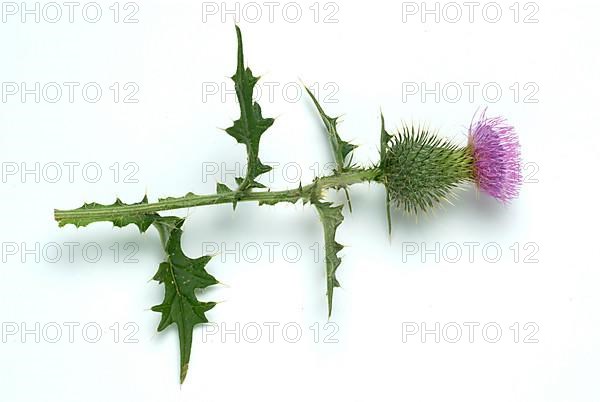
left=54, top=26, right=522, bottom=383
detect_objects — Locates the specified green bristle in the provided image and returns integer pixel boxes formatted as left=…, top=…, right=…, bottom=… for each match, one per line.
left=380, top=124, right=473, bottom=214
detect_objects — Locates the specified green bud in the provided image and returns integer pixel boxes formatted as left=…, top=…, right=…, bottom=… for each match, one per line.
left=380, top=125, right=473, bottom=214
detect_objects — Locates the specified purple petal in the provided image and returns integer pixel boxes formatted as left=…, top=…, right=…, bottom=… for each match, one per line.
left=469, top=110, right=522, bottom=202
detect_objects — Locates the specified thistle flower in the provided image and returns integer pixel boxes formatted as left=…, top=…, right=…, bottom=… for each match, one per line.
left=468, top=110, right=521, bottom=202
left=380, top=111, right=522, bottom=214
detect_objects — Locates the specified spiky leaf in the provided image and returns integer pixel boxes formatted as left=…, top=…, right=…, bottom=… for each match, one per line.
left=314, top=201, right=345, bottom=317
left=54, top=195, right=159, bottom=232
left=304, top=86, right=357, bottom=172
left=151, top=217, right=218, bottom=383
left=216, top=182, right=233, bottom=194
left=225, top=25, right=274, bottom=191
left=159, top=192, right=197, bottom=203
left=305, top=86, right=357, bottom=210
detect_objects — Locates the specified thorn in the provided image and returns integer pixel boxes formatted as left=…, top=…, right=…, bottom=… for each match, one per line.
left=180, top=363, right=188, bottom=384
left=343, top=187, right=353, bottom=213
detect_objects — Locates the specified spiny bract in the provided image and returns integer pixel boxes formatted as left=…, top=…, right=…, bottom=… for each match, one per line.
left=381, top=125, right=473, bottom=214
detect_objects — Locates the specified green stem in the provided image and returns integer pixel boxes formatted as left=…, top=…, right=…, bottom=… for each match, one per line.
left=54, top=167, right=381, bottom=227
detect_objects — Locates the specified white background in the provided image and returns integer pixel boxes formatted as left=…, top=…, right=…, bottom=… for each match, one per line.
left=1, top=0, right=598, bottom=401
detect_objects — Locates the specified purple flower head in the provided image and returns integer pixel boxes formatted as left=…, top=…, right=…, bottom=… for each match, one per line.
left=468, top=109, right=522, bottom=202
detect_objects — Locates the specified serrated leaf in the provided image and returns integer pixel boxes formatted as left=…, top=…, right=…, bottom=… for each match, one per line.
left=380, top=113, right=393, bottom=236
left=314, top=201, right=345, bottom=317
left=151, top=217, right=218, bottom=384
left=55, top=195, right=159, bottom=232
left=304, top=85, right=357, bottom=172
left=226, top=25, right=274, bottom=192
